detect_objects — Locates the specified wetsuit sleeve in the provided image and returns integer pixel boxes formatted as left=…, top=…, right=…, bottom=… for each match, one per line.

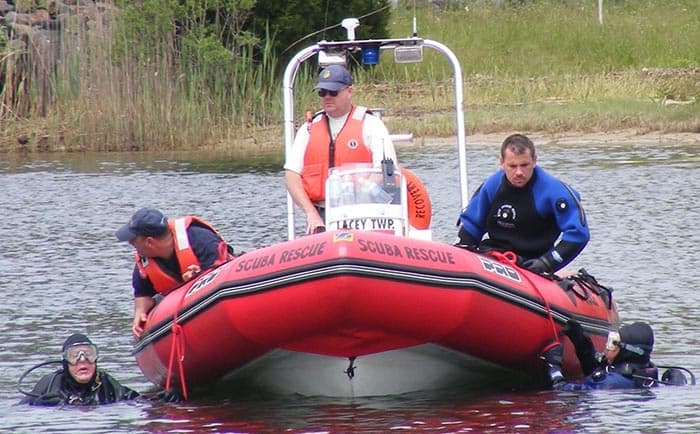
left=554, top=183, right=589, bottom=243
left=553, top=378, right=593, bottom=391
left=549, top=240, right=587, bottom=271
left=20, top=372, right=64, bottom=406
left=456, top=225, right=478, bottom=246
left=562, top=320, right=598, bottom=375
left=458, top=173, right=502, bottom=245
left=188, top=226, right=226, bottom=270
left=534, top=172, right=590, bottom=270
left=98, top=372, right=141, bottom=404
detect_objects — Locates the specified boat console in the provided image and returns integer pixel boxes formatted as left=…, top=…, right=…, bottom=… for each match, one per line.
left=324, top=162, right=432, bottom=239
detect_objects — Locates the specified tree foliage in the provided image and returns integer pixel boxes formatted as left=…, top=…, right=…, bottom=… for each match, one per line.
left=249, top=0, right=392, bottom=65
left=114, top=0, right=391, bottom=71
left=113, top=0, right=257, bottom=68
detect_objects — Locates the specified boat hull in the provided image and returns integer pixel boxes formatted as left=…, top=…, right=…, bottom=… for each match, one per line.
left=219, top=345, right=532, bottom=397
left=134, top=230, right=618, bottom=396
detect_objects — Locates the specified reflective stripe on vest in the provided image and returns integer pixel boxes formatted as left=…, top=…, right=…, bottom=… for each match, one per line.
left=171, top=217, right=199, bottom=271
left=135, top=216, right=233, bottom=295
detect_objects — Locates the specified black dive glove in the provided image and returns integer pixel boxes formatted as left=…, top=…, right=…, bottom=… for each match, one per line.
left=562, top=319, right=597, bottom=375
left=522, top=241, right=583, bottom=274
left=541, top=343, right=564, bottom=386
left=522, top=256, right=554, bottom=274
left=33, top=393, right=63, bottom=406
left=455, top=225, right=478, bottom=250
left=154, top=388, right=184, bottom=403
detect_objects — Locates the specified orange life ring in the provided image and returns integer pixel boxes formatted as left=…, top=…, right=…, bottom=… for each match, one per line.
left=401, top=168, right=432, bottom=230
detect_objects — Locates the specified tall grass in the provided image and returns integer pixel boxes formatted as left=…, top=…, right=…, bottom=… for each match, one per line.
left=1, top=2, right=281, bottom=152
left=1, top=0, right=698, bottom=152
left=369, top=0, right=699, bottom=135
left=387, top=0, right=699, bottom=76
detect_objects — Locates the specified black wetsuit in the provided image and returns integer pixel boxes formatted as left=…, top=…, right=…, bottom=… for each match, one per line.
left=20, top=368, right=140, bottom=406
left=458, top=166, right=589, bottom=271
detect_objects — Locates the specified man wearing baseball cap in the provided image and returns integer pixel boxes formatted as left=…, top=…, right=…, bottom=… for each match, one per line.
left=284, top=64, right=398, bottom=234
left=116, top=208, right=235, bottom=338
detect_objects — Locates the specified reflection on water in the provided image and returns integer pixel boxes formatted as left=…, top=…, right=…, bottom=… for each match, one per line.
left=1, top=140, right=699, bottom=433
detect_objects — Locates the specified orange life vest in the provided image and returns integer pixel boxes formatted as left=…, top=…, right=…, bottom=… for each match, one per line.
left=301, top=105, right=372, bottom=202
left=135, top=216, right=233, bottom=295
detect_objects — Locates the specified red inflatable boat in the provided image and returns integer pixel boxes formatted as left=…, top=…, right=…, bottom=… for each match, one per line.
left=133, top=229, right=617, bottom=396
left=133, top=28, right=619, bottom=397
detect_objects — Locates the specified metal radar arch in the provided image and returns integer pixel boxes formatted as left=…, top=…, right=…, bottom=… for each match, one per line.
left=282, top=17, right=468, bottom=240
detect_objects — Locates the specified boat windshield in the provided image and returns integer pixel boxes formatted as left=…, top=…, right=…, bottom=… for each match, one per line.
left=324, top=164, right=407, bottom=235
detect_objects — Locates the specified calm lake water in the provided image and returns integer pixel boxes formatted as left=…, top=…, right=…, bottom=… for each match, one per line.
left=1, top=137, right=698, bottom=433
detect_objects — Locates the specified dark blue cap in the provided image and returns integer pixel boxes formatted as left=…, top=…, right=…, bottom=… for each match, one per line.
left=115, top=208, right=168, bottom=241
left=315, top=65, right=352, bottom=91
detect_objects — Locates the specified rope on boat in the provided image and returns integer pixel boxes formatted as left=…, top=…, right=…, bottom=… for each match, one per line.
left=165, top=296, right=189, bottom=400
left=490, top=251, right=560, bottom=345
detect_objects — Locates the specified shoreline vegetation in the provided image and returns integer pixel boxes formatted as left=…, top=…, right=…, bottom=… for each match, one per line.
left=0, top=1, right=698, bottom=154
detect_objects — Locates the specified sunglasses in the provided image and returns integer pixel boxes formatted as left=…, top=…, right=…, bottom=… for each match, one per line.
left=317, top=88, right=345, bottom=97
left=63, top=345, right=99, bottom=365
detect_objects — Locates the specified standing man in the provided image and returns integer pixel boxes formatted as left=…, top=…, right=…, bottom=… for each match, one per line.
left=284, top=64, right=398, bottom=234
left=456, top=133, right=589, bottom=273
left=116, top=208, right=234, bottom=338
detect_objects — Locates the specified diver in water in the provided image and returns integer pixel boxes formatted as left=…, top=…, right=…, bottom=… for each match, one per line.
left=18, top=333, right=180, bottom=405
left=541, top=320, right=694, bottom=390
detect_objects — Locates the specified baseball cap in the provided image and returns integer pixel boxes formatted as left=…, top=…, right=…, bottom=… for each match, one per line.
left=315, top=65, right=352, bottom=91
left=115, top=208, right=168, bottom=242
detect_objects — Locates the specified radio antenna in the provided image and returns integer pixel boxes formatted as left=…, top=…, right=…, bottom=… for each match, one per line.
left=412, top=0, right=418, bottom=36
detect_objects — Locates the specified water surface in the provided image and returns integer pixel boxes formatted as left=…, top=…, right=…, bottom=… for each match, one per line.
left=1, top=139, right=698, bottom=433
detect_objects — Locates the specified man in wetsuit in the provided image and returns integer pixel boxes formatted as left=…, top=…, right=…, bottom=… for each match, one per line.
left=541, top=320, right=689, bottom=390
left=20, top=333, right=140, bottom=405
left=456, top=133, right=589, bottom=273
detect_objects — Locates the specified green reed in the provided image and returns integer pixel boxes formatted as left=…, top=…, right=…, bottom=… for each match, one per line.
left=0, top=0, right=698, bottom=153
left=1, top=4, right=282, bottom=152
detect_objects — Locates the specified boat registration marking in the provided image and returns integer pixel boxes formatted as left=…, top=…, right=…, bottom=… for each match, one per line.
left=185, top=268, right=222, bottom=298
left=478, top=257, right=521, bottom=282
left=331, top=218, right=396, bottom=231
